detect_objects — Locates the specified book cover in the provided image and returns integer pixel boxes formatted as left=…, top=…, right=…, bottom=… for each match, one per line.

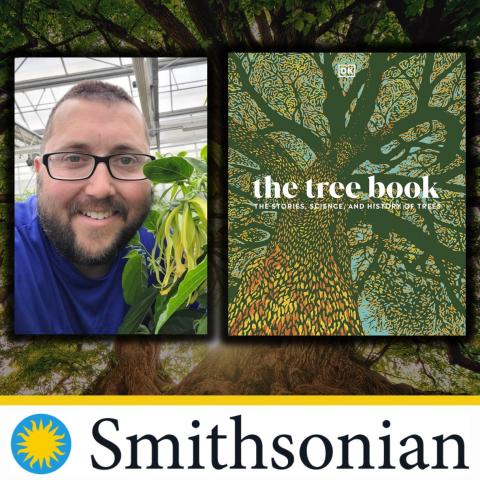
left=228, top=52, right=466, bottom=336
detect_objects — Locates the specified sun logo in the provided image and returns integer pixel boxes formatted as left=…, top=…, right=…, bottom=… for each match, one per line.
left=11, top=414, right=71, bottom=474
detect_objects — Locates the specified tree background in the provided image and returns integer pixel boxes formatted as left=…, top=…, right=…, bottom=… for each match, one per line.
left=0, top=0, right=479, bottom=394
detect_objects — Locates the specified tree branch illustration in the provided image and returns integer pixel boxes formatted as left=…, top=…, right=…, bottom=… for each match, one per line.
left=231, top=54, right=328, bottom=159
left=350, top=206, right=464, bottom=266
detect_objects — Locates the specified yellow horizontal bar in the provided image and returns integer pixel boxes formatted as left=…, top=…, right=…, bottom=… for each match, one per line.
left=0, top=395, right=479, bottom=406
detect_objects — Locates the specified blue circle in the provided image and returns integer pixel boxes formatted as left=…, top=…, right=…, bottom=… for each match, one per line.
left=11, top=413, right=71, bottom=474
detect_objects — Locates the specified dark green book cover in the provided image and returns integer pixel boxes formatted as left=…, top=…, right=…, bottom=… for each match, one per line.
left=228, top=52, right=466, bottom=336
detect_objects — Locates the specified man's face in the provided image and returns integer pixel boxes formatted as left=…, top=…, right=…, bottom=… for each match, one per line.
left=35, top=98, right=152, bottom=268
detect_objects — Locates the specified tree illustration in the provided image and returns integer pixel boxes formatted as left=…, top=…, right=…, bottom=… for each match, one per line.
left=228, top=52, right=465, bottom=336
left=0, top=1, right=479, bottom=394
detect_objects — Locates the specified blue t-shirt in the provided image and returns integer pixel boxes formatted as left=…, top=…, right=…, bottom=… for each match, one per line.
left=15, top=196, right=154, bottom=335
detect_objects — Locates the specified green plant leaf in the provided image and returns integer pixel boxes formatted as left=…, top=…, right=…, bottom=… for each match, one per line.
left=144, top=157, right=194, bottom=184
left=122, top=253, right=148, bottom=306
left=294, top=18, right=304, bottom=32
left=194, top=314, right=208, bottom=334
left=200, top=144, right=207, bottom=161
left=153, top=290, right=169, bottom=323
left=117, top=287, right=158, bottom=334
left=184, top=156, right=207, bottom=174
left=143, top=210, right=161, bottom=232
left=135, top=324, right=152, bottom=335
left=127, top=232, right=141, bottom=247
left=158, top=309, right=204, bottom=334
left=154, top=256, right=208, bottom=334
left=123, top=249, right=140, bottom=259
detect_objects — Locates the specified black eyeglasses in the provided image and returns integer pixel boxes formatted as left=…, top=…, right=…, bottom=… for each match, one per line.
left=42, top=152, right=155, bottom=181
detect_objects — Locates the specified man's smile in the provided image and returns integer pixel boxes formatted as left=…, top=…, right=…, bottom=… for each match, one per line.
left=80, top=210, right=117, bottom=220
left=73, top=210, right=122, bottom=228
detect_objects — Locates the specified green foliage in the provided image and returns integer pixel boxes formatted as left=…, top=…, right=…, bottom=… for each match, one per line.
left=144, top=156, right=194, bottom=183
left=200, top=144, right=207, bottom=161
left=154, top=256, right=207, bottom=333
left=363, top=340, right=480, bottom=394
left=0, top=0, right=182, bottom=55
left=0, top=0, right=478, bottom=58
left=160, top=341, right=209, bottom=383
left=118, top=148, right=208, bottom=334
left=117, top=287, right=158, bottom=334
left=122, top=251, right=148, bottom=306
left=194, top=314, right=208, bottom=335
left=367, top=11, right=410, bottom=46
left=160, top=310, right=205, bottom=335
left=405, top=0, right=425, bottom=17
left=283, top=8, right=317, bottom=34
left=0, top=328, right=111, bottom=395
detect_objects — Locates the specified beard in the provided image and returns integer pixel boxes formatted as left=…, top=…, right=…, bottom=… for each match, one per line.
left=37, top=182, right=152, bottom=267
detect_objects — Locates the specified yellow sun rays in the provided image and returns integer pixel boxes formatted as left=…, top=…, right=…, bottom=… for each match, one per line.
left=16, top=419, right=66, bottom=469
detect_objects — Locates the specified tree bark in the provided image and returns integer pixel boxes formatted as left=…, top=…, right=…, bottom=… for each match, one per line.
left=184, top=0, right=225, bottom=46
left=135, top=0, right=203, bottom=53
left=94, top=338, right=172, bottom=394
left=174, top=343, right=421, bottom=394
left=255, top=10, right=273, bottom=46
left=386, top=0, right=454, bottom=44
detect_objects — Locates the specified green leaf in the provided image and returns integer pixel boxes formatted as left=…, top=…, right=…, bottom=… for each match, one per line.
left=117, top=287, right=158, bottom=334
left=154, top=256, right=208, bottom=334
left=124, top=249, right=140, bottom=259
left=405, top=0, right=422, bottom=17
left=158, top=309, right=204, bottom=334
left=184, top=156, right=207, bottom=174
left=177, top=150, right=188, bottom=157
left=127, top=232, right=141, bottom=247
left=135, top=324, right=152, bottom=335
left=144, top=157, right=194, bottom=184
left=122, top=254, right=148, bottom=306
left=294, top=19, right=304, bottom=32
left=194, top=314, right=208, bottom=335
left=153, top=291, right=169, bottom=324
left=143, top=210, right=161, bottom=233
left=200, top=144, right=207, bottom=161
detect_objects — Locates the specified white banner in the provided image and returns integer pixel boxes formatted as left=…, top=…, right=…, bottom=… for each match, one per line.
left=0, top=397, right=478, bottom=479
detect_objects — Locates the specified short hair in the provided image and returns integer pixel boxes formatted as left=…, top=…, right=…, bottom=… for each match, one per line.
left=41, top=80, right=149, bottom=151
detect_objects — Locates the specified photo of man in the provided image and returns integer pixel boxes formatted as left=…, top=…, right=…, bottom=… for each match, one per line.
left=15, top=80, right=154, bottom=334
left=14, top=58, right=207, bottom=335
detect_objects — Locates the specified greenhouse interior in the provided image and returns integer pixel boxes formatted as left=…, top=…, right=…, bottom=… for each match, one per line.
left=14, top=57, right=207, bottom=197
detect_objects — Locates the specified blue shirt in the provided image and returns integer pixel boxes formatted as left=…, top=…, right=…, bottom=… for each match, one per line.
left=15, top=196, right=154, bottom=335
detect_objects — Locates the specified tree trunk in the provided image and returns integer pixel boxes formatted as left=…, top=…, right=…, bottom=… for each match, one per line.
left=228, top=146, right=362, bottom=336
left=174, top=342, right=420, bottom=394
left=94, top=338, right=172, bottom=394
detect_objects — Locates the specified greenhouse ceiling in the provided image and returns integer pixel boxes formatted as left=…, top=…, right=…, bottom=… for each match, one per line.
left=14, top=57, right=207, bottom=195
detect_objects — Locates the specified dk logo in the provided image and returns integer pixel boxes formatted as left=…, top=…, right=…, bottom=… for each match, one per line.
left=337, top=64, right=356, bottom=77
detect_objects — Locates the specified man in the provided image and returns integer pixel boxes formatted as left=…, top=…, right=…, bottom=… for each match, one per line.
left=15, top=80, right=155, bottom=334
